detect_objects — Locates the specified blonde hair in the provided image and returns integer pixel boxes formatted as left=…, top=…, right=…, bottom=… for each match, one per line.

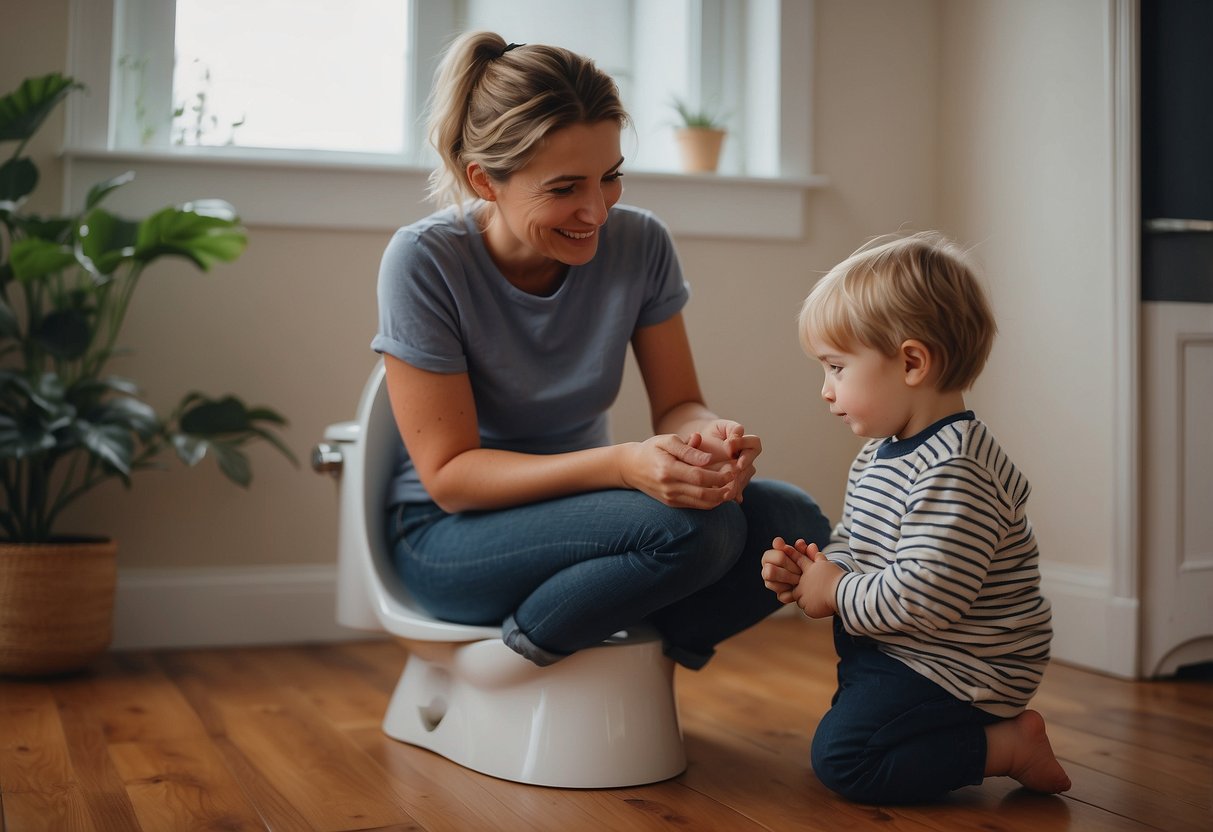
left=425, top=31, right=629, bottom=208
left=798, top=231, right=996, bottom=391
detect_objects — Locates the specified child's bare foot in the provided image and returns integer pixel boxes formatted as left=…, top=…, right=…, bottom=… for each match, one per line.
left=986, top=709, right=1072, bottom=793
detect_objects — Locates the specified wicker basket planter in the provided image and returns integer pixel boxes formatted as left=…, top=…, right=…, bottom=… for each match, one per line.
left=0, top=539, right=118, bottom=677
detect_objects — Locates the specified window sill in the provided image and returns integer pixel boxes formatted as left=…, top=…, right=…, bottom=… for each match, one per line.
left=62, top=147, right=828, bottom=241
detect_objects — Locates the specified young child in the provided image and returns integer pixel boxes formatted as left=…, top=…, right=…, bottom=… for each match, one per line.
left=762, top=231, right=1072, bottom=805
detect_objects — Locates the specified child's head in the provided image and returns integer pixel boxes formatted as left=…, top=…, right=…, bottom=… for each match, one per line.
left=798, top=231, right=996, bottom=392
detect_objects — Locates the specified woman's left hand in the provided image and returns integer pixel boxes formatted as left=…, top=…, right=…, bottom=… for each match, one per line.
left=689, top=421, right=761, bottom=502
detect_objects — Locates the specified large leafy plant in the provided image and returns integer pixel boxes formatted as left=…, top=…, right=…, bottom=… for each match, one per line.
left=0, top=73, right=296, bottom=543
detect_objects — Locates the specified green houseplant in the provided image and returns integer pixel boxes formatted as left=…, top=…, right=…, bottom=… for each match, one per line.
left=670, top=96, right=727, bottom=174
left=0, top=73, right=296, bottom=675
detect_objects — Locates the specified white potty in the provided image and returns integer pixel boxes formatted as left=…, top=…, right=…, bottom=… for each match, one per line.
left=313, top=363, right=686, bottom=788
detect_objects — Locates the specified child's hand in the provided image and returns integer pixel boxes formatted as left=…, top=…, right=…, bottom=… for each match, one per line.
left=791, top=541, right=844, bottom=619
left=761, top=536, right=803, bottom=604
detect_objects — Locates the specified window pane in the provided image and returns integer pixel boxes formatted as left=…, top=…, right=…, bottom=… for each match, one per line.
left=172, top=0, right=407, bottom=153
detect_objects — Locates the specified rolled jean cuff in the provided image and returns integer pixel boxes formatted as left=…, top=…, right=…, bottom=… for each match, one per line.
left=663, top=640, right=715, bottom=671
left=502, top=615, right=569, bottom=667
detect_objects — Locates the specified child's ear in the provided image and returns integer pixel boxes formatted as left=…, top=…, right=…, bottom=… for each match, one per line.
left=466, top=163, right=497, bottom=202
left=900, top=339, right=932, bottom=387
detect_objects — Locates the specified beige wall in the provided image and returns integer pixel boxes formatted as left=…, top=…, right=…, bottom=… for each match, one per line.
left=937, top=0, right=1116, bottom=572
left=2, top=0, right=943, bottom=569
left=2, top=0, right=69, bottom=218
left=6, top=1, right=1118, bottom=585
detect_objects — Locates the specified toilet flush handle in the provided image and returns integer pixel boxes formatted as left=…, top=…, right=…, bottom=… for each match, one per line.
left=312, top=442, right=344, bottom=476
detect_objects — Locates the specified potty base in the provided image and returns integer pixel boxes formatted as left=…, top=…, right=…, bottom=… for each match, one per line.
left=382, top=632, right=687, bottom=788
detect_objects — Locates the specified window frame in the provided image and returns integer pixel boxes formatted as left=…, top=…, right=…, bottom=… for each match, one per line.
left=64, top=0, right=825, bottom=240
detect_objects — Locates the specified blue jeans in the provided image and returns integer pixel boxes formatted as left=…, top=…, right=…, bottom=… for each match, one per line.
left=810, top=618, right=1003, bottom=805
left=390, top=479, right=829, bottom=669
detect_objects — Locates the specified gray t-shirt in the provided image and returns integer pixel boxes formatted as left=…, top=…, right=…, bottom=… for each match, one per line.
left=372, top=202, right=690, bottom=505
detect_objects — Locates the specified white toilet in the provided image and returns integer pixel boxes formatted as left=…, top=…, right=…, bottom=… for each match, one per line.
left=313, top=363, right=687, bottom=788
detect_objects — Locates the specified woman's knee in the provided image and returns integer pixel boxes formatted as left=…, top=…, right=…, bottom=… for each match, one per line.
left=636, top=500, right=746, bottom=585
left=685, top=502, right=748, bottom=579
left=742, top=479, right=832, bottom=547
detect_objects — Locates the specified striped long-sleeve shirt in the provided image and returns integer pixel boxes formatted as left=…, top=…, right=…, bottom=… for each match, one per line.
left=826, top=411, right=1052, bottom=717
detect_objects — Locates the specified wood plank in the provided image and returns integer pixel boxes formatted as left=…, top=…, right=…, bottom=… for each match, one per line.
left=154, top=650, right=318, bottom=832
left=234, top=643, right=394, bottom=732
left=53, top=652, right=210, bottom=744
left=1044, top=660, right=1213, bottom=727
left=212, top=682, right=419, bottom=830
left=1038, top=695, right=1213, bottom=768
left=331, top=639, right=408, bottom=695
left=106, top=739, right=266, bottom=831
left=49, top=653, right=213, bottom=831
left=0, top=682, right=94, bottom=831
left=1048, top=720, right=1211, bottom=810
left=348, top=726, right=537, bottom=832
left=1057, top=758, right=1213, bottom=832
left=158, top=648, right=421, bottom=832
left=349, top=724, right=762, bottom=832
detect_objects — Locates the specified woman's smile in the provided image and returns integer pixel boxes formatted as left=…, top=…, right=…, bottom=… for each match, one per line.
left=557, top=228, right=597, bottom=240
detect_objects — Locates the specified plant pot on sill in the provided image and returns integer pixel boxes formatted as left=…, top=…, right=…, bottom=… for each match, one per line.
left=0, top=539, right=118, bottom=677
left=675, top=127, right=727, bottom=173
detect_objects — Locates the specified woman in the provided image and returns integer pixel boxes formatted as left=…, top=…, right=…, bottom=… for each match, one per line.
left=373, top=30, right=830, bottom=669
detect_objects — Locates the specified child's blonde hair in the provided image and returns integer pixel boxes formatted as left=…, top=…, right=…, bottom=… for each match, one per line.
left=799, top=231, right=996, bottom=391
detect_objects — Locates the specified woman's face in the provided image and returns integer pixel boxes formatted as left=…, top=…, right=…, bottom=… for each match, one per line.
left=475, top=120, right=624, bottom=271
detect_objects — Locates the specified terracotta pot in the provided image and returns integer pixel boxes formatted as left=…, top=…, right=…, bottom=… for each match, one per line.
left=674, top=127, right=727, bottom=173
left=0, top=539, right=118, bottom=676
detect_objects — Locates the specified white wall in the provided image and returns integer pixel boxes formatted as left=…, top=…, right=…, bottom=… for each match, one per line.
left=937, top=0, right=1136, bottom=675
left=939, top=0, right=1115, bottom=573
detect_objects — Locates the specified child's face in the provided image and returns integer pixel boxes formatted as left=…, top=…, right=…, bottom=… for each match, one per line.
left=808, top=335, right=914, bottom=439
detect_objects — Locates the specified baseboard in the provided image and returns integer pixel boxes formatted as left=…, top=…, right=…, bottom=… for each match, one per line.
left=1041, top=563, right=1139, bottom=678
left=112, top=563, right=1142, bottom=678
left=111, top=565, right=374, bottom=650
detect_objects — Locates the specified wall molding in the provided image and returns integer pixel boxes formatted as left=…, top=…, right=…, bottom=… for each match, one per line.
left=1041, top=563, right=1139, bottom=679
left=112, top=564, right=374, bottom=650
left=63, top=149, right=827, bottom=241
left=112, top=563, right=1139, bottom=681
left=1108, top=0, right=1141, bottom=659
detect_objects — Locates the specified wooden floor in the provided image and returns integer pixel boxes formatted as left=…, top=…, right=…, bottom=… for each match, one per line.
left=1, top=615, right=1210, bottom=832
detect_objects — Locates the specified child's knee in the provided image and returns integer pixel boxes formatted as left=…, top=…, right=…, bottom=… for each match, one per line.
left=810, top=729, right=857, bottom=798
left=811, top=723, right=890, bottom=805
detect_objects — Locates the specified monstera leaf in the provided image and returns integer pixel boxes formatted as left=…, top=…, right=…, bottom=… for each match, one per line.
left=0, top=73, right=82, bottom=143
left=135, top=202, right=248, bottom=270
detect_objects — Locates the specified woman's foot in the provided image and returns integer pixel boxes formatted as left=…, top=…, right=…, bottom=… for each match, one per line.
left=986, top=709, right=1072, bottom=793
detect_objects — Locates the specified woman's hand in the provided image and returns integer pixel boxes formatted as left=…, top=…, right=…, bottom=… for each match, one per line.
left=690, top=421, right=761, bottom=502
left=618, top=433, right=738, bottom=509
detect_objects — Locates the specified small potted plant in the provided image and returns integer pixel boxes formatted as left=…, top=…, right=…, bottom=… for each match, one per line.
left=0, top=73, right=296, bottom=676
left=671, top=96, right=727, bottom=174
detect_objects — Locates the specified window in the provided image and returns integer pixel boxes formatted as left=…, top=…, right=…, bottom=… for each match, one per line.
left=65, top=0, right=822, bottom=240
left=169, top=0, right=408, bottom=153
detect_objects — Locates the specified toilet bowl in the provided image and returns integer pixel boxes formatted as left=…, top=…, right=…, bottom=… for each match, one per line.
left=313, top=363, right=686, bottom=787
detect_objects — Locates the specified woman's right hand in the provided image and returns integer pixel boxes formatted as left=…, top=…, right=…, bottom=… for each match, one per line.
left=617, top=434, right=737, bottom=509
